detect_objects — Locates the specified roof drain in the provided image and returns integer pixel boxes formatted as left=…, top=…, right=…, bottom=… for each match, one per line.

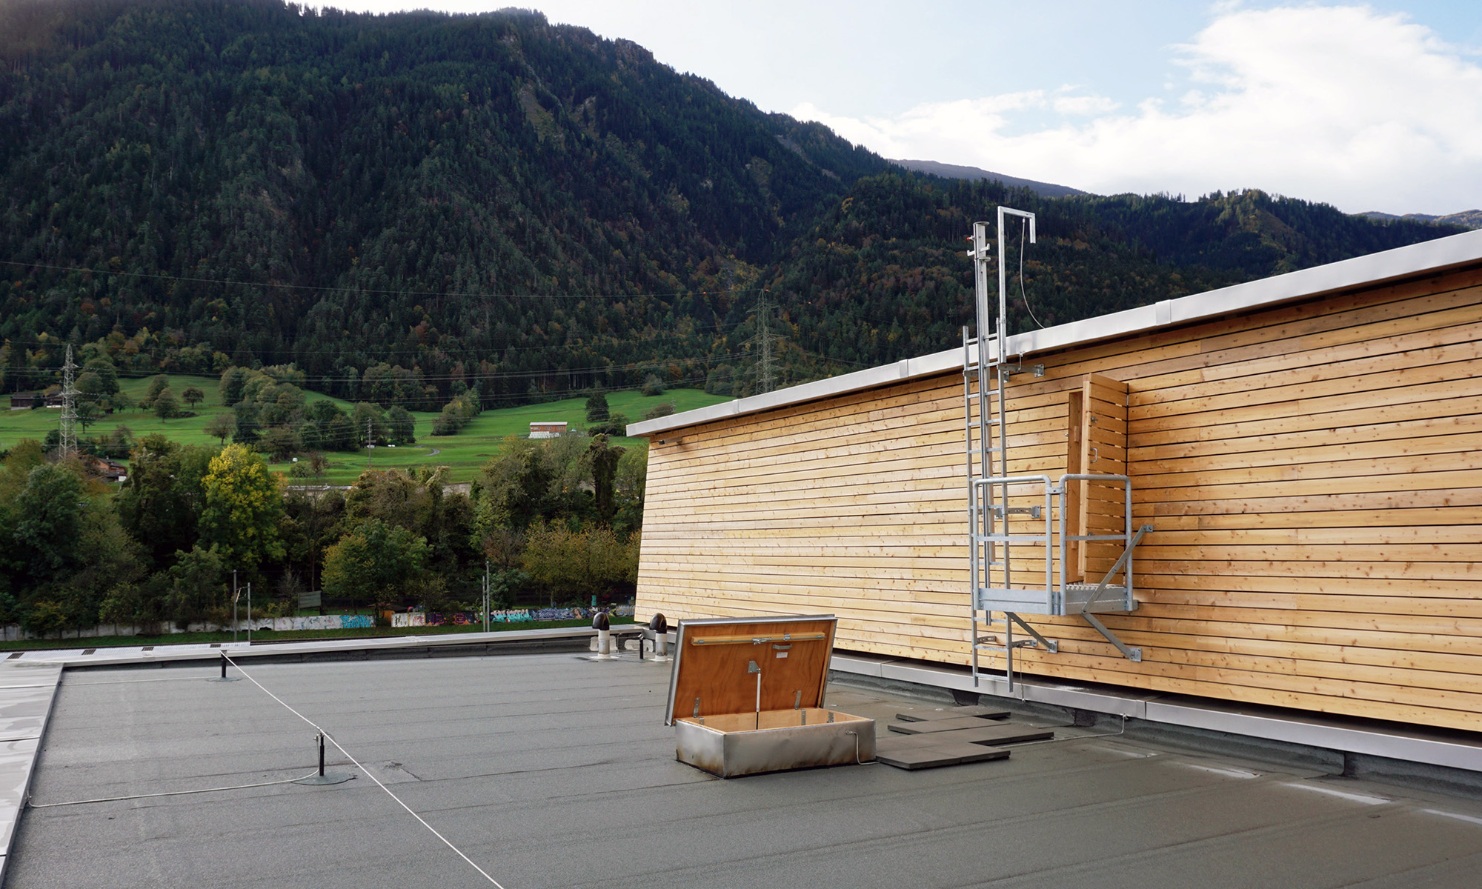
left=650, top=613, right=670, bottom=660
left=591, top=607, right=616, bottom=659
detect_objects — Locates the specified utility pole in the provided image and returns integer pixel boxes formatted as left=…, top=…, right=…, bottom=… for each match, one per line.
left=365, top=418, right=373, bottom=468
left=58, top=344, right=78, bottom=458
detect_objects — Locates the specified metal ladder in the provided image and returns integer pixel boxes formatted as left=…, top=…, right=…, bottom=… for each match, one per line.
left=964, top=210, right=1150, bottom=689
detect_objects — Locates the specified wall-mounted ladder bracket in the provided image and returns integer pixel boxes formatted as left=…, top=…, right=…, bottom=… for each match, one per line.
left=998, top=363, right=1045, bottom=379
left=992, top=504, right=1042, bottom=520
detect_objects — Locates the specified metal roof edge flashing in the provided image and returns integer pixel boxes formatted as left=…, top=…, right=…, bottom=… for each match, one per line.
left=1009, top=227, right=1482, bottom=357
left=829, top=653, right=1482, bottom=774
left=627, top=342, right=980, bottom=437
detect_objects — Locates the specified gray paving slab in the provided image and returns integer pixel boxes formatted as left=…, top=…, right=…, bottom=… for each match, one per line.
left=0, top=666, right=61, bottom=690
left=876, top=743, right=964, bottom=769
left=887, top=714, right=1005, bottom=733
left=0, top=663, right=58, bottom=884
left=895, top=705, right=1010, bottom=722
left=877, top=738, right=1012, bottom=770
left=931, top=722, right=1057, bottom=746
left=0, top=738, right=40, bottom=852
left=0, top=688, right=57, bottom=743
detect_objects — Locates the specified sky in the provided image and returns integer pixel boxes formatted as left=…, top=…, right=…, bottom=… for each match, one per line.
left=296, top=1, right=1482, bottom=216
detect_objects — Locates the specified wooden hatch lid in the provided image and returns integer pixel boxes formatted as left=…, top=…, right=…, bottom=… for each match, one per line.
left=664, top=615, right=838, bottom=725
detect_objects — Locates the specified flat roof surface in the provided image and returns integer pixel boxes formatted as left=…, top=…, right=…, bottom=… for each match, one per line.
left=11, top=651, right=1482, bottom=888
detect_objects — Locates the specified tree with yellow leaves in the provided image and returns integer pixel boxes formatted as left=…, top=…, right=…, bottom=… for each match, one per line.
left=199, top=444, right=285, bottom=578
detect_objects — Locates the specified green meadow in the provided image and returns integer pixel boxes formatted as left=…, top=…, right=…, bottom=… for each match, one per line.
left=0, top=375, right=729, bottom=485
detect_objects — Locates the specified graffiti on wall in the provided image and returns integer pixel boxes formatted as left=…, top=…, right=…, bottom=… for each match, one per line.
left=390, top=605, right=634, bottom=629
left=6, top=607, right=629, bottom=641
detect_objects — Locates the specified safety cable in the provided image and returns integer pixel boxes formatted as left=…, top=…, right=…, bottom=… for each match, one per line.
left=28, top=770, right=322, bottom=808
left=220, top=653, right=508, bottom=888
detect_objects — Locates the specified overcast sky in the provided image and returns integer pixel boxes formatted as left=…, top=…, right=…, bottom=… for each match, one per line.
left=297, top=1, right=1481, bottom=216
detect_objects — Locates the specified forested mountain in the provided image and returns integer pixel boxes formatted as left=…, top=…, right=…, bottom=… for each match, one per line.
left=0, top=0, right=1465, bottom=405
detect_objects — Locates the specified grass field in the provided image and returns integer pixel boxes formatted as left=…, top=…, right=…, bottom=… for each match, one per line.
left=0, top=375, right=728, bottom=484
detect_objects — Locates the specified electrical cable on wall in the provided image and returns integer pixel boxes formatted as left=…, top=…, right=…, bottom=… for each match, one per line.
left=1017, top=215, right=1048, bottom=330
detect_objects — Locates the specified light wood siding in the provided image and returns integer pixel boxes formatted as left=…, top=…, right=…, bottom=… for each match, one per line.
left=636, top=265, right=1482, bottom=732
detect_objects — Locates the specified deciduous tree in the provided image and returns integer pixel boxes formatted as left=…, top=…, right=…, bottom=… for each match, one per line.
left=322, top=519, right=428, bottom=619
left=199, top=444, right=285, bottom=577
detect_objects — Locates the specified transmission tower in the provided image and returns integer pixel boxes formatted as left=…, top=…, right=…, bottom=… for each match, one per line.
left=58, top=344, right=78, bottom=458
left=755, top=290, right=776, bottom=394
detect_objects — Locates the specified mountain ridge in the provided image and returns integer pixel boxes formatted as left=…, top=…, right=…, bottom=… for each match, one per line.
left=891, top=158, right=1087, bottom=198
left=1361, top=210, right=1482, bottom=230
left=0, top=0, right=1465, bottom=406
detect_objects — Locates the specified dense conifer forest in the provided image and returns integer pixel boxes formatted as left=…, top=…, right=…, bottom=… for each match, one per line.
left=0, top=0, right=1463, bottom=405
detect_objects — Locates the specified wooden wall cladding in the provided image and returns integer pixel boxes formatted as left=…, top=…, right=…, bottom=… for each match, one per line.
left=635, top=265, right=1482, bottom=733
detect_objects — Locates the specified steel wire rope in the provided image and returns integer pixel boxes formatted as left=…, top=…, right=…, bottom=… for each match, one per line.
left=219, top=652, right=507, bottom=888
left=27, top=770, right=323, bottom=809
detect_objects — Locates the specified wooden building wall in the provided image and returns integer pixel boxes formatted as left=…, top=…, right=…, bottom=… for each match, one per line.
left=635, top=263, right=1482, bottom=733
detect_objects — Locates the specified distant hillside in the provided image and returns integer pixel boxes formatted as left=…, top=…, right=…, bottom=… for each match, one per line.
left=0, top=0, right=891, bottom=404
left=758, top=183, right=1465, bottom=373
left=0, top=0, right=1465, bottom=407
left=1360, top=210, right=1482, bottom=230
left=892, top=158, right=1087, bottom=198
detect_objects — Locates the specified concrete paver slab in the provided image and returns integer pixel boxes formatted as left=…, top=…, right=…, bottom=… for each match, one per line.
left=877, top=738, right=1013, bottom=770
left=0, top=738, right=39, bottom=854
left=940, top=723, right=1057, bottom=746
left=895, top=705, right=1010, bottom=722
left=0, top=688, right=55, bottom=743
left=876, top=744, right=963, bottom=769
left=0, top=667, right=61, bottom=690
left=888, top=714, right=1007, bottom=733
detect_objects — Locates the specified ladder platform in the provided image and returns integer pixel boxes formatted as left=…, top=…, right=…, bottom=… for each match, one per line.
left=1063, top=583, right=1135, bottom=614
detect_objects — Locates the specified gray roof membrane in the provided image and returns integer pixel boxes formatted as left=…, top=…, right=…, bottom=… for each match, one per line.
left=8, top=650, right=1482, bottom=888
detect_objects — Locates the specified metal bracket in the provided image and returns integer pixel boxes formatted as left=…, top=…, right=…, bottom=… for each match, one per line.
left=992, top=505, right=1042, bottom=519
left=1082, top=612, right=1142, bottom=662
left=998, top=363, right=1045, bottom=379
left=1074, top=523, right=1151, bottom=661
left=1005, top=612, right=1058, bottom=653
left=1077, top=523, right=1154, bottom=613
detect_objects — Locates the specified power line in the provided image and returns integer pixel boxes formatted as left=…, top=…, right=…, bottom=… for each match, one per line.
left=0, top=257, right=766, bottom=304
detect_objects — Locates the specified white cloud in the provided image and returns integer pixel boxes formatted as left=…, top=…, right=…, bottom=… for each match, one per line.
left=1052, top=94, right=1119, bottom=116
left=793, top=5, right=1482, bottom=214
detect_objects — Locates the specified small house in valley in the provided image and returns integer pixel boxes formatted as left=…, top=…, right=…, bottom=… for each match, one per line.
left=528, top=421, right=567, bottom=439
